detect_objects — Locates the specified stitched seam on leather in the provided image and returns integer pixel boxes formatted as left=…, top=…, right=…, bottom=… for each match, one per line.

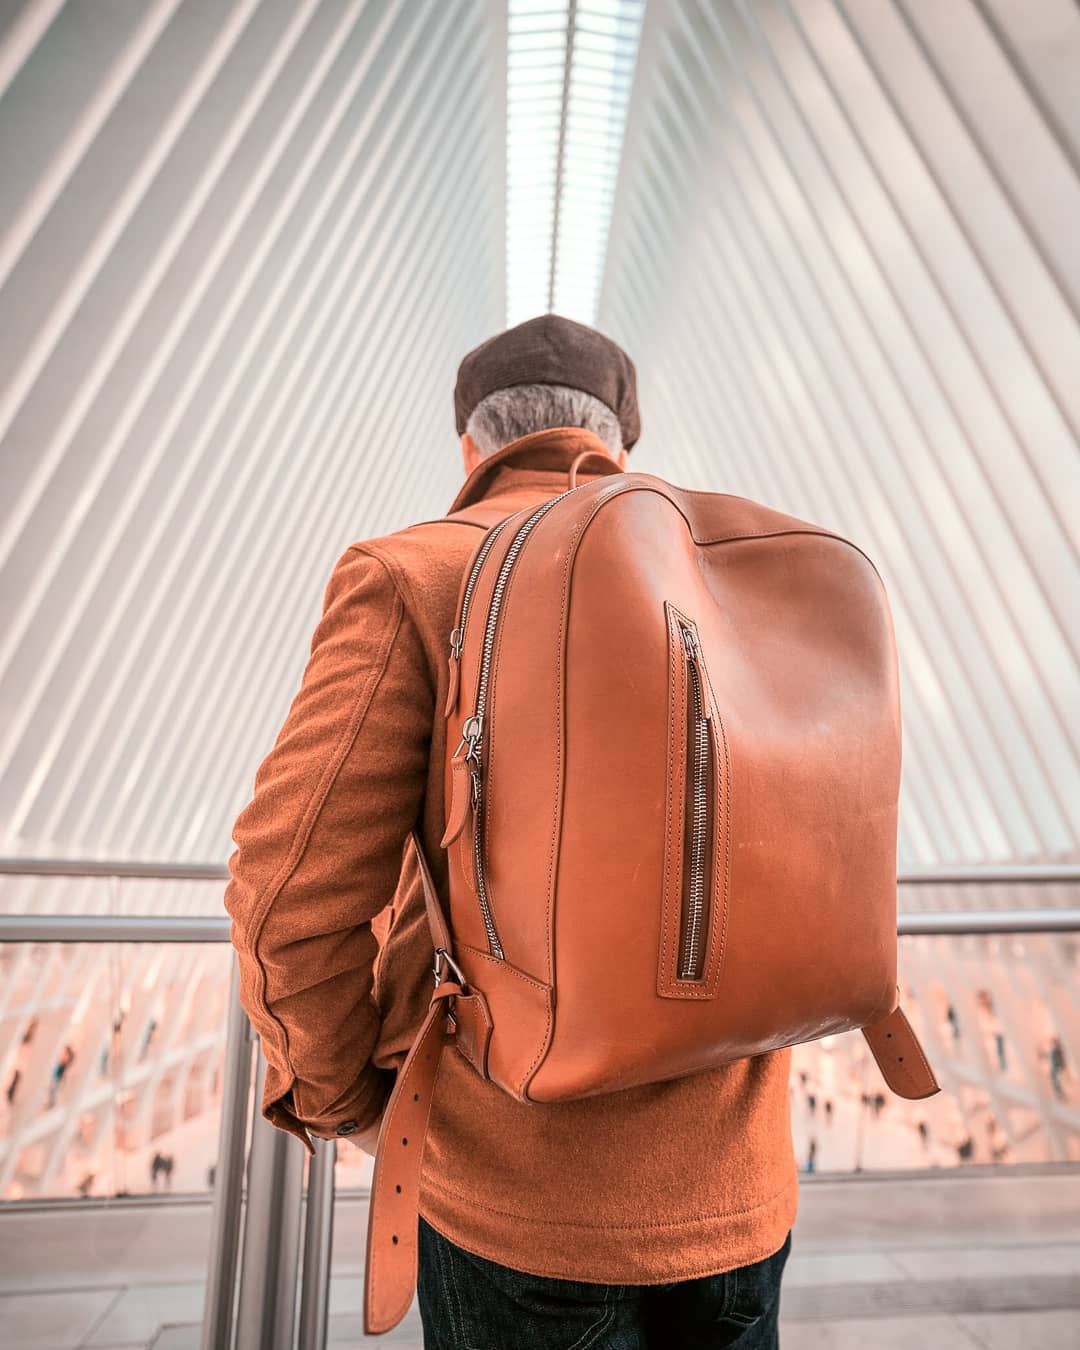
left=572, top=480, right=881, bottom=585
left=454, top=938, right=551, bottom=991
left=420, top=1169, right=798, bottom=1229
left=659, top=604, right=729, bottom=1001
left=659, top=603, right=691, bottom=996
left=701, top=659, right=732, bottom=1000
left=659, top=604, right=680, bottom=994
left=536, top=481, right=640, bottom=1090
left=717, top=710, right=732, bottom=989
left=245, top=559, right=403, bottom=1113
left=904, top=1020, right=936, bottom=1084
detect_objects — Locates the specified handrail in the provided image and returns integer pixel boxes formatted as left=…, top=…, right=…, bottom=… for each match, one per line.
left=0, top=858, right=230, bottom=879
left=0, top=910, right=1077, bottom=944
left=0, top=914, right=231, bottom=942
left=897, top=909, right=1080, bottom=935
left=2, top=859, right=1077, bottom=883
left=896, top=864, right=1080, bottom=885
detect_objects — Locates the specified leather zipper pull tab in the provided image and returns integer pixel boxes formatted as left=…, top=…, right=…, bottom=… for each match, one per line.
left=444, top=649, right=460, bottom=718
left=440, top=750, right=475, bottom=842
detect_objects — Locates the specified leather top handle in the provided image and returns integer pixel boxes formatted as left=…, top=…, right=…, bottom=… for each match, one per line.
left=568, top=448, right=622, bottom=488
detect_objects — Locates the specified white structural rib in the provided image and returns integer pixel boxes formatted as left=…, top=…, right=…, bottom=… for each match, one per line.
left=599, top=0, right=1079, bottom=869
left=0, top=0, right=506, bottom=878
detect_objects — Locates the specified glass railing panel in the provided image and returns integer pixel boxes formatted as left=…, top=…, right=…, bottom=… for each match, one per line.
left=0, top=870, right=229, bottom=918
left=0, top=941, right=232, bottom=1202
left=791, top=925, right=1080, bottom=1174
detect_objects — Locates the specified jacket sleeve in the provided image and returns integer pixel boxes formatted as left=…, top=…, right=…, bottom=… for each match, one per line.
left=223, top=544, right=433, bottom=1154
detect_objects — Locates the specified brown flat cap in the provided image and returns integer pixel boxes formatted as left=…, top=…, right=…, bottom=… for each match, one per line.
left=454, top=313, right=640, bottom=450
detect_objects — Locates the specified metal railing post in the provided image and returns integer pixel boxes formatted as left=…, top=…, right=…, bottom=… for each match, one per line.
left=297, top=1139, right=337, bottom=1350
left=234, top=1048, right=306, bottom=1350
left=200, top=959, right=254, bottom=1350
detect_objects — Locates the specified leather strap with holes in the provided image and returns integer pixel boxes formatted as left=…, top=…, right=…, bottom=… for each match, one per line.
left=861, top=996, right=940, bottom=1099
left=363, top=977, right=457, bottom=1335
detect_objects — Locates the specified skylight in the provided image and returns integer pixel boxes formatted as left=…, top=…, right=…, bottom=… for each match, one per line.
left=506, top=0, right=645, bottom=327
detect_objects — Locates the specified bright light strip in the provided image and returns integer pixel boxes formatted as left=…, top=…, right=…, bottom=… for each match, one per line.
left=506, top=0, right=644, bottom=327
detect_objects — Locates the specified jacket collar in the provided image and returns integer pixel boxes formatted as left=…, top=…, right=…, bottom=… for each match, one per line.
left=448, top=426, right=625, bottom=512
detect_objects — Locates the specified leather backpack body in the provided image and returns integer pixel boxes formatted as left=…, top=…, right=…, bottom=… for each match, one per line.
left=364, top=460, right=940, bottom=1333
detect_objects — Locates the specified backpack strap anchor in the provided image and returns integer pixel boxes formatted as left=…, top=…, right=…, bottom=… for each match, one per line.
left=364, top=836, right=492, bottom=1335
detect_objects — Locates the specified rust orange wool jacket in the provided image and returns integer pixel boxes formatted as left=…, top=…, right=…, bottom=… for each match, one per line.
left=224, top=426, right=799, bottom=1283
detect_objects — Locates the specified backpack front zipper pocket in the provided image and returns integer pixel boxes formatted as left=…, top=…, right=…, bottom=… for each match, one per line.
left=678, top=621, right=714, bottom=980
left=446, top=489, right=575, bottom=960
left=659, top=603, right=728, bottom=998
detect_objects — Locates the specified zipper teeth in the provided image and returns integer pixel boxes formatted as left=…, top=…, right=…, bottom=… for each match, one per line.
left=680, top=629, right=710, bottom=979
left=471, top=773, right=503, bottom=958
left=454, top=519, right=510, bottom=652
left=474, top=490, right=572, bottom=725
left=469, top=488, right=573, bottom=958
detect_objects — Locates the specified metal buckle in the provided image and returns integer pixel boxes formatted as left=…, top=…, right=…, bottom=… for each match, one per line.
left=432, top=947, right=468, bottom=993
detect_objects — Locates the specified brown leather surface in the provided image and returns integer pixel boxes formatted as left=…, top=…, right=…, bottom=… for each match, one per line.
left=441, top=473, right=925, bottom=1102
left=364, top=838, right=493, bottom=1334
left=364, top=987, right=452, bottom=1336
left=364, top=464, right=942, bottom=1332
left=862, top=997, right=940, bottom=1099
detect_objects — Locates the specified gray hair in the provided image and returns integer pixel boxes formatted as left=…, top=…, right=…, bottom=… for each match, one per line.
left=465, top=382, right=623, bottom=458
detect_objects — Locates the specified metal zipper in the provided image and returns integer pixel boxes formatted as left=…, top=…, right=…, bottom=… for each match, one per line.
left=449, top=518, right=511, bottom=663
left=679, top=622, right=712, bottom=980
left=457, top=489, right=574, bottom=959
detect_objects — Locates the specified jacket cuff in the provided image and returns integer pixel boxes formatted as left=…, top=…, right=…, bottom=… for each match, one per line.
left=264, top=1090, right=316, bottom=1157
left=263, top=1068, right=392, bottom=1154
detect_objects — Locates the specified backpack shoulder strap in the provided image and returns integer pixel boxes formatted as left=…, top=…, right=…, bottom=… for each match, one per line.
left=364, top=834, right=486, bottom=1334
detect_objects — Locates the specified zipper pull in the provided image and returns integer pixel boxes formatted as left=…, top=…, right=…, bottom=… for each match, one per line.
left=458, top=714, right=483, bottom=762
left=444, top=648, right=460, bottom=718
left=681, top=625, right=712, bottom=719
left=444, top=628, right=465, bottom=718
left=442, top=745, right=478, bottom=850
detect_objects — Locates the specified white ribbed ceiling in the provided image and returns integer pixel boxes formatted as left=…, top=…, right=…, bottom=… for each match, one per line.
left=599, top=0, right=1080, bottom=869
left=0, top=0, right=506, bottom=870
left=1, top=0, right=1077, bottom=887
left=506, top=0, right=643, bottom=323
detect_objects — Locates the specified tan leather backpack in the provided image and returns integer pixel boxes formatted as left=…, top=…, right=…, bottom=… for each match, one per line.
left=364, top=461, right=940, bottom=1333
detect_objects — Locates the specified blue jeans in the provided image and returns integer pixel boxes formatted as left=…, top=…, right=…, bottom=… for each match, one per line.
left=417, top=1216, right=792, bottom=1349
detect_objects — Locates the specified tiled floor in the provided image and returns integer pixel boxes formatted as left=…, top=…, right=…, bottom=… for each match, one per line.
left=2, top=1170, right=1078, bottom=1348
